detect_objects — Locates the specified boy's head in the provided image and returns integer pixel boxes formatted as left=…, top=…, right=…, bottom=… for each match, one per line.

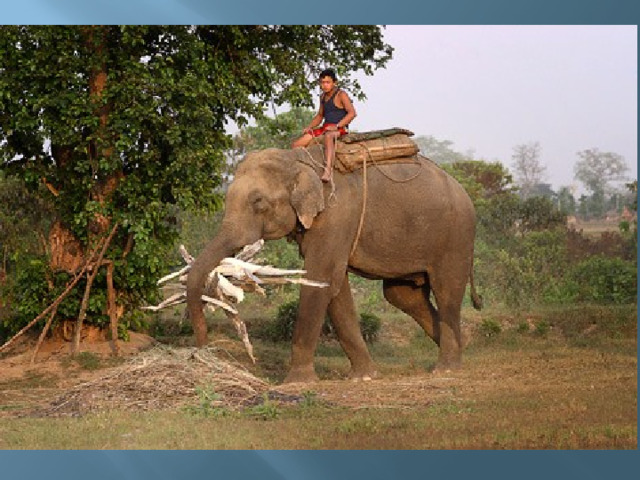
left=319, top=68, right=337, bottom=92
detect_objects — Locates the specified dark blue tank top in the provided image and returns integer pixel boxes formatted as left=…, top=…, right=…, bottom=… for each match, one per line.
left=322, top=89, right=348, bottom=125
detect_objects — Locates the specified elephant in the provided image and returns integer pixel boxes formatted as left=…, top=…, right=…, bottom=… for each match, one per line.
left=186, top=144, right=482, bottom=383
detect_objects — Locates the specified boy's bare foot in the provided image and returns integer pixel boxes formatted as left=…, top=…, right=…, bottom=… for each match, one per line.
left=321, top=171, right=332, bottom=183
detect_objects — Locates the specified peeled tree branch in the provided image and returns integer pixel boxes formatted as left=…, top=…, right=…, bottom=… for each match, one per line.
left=143, top=239, right=328, bottom=362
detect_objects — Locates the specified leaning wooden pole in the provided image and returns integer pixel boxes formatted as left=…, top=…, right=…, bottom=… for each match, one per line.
left=0, top=262, right=90, bottom=354
left=71, top=222, right=118, bottom=354
left=30, top=305, right=59, bottom=364
left=105, top=260, right=120, bottom=356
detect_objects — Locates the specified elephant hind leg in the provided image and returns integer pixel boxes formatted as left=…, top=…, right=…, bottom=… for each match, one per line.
left=383, top=278, right=441, bottom=346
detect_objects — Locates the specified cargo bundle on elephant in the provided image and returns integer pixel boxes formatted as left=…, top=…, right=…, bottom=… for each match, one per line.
left=311, top=127, right=421, bottom=173
left=186, top=127, right=482, bottom=384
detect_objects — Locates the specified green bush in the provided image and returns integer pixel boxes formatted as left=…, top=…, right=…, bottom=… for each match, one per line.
left=263, top=299, right=301, bottom=342
left=359, top=312, right=382, bottom=343
left=479, top=318, right=502, bottom=337
left=480, top=229, right=571, bottom=308
left=263, top=299, right=381, bottom=344
left=534, top=320, right=551, bottom=337
left=566, top=255, right=637, bottom=305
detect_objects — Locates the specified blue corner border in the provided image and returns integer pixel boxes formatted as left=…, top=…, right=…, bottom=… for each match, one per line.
left=1, top=0, right=640, bottom=24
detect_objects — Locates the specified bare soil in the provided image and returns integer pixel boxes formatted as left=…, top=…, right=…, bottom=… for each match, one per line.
left=0, top=318, right=636, bottom=431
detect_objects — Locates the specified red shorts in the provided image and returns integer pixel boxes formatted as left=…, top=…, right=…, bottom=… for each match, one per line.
left=310, top=124, right=348, bottom=137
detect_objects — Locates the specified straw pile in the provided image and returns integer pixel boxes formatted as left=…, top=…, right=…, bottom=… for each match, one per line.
left=31, top=345, right=298, bottom=417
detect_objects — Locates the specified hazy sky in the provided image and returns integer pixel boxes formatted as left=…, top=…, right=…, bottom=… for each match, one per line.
left=351, top=25, right=637, bottom=192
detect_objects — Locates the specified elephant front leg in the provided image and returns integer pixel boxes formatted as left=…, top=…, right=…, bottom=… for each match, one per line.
left=327, top=274, right=377, bottom=380
left=284, top=284, right=332, bottom=383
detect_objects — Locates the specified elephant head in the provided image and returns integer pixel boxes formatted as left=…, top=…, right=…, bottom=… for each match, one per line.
left=186, top=148, right=325, bottom=346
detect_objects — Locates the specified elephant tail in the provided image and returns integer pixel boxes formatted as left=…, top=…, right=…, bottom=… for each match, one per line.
left=469, top=266, right=483, bottom=310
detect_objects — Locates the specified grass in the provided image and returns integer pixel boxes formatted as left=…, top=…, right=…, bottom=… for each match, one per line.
left=0, top=303, right=636, bottom=449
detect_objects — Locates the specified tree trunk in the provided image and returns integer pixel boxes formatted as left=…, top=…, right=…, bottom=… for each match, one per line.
left=49, top=220, right=85, bottom=273
left=47, top=27, right=125, bottom=344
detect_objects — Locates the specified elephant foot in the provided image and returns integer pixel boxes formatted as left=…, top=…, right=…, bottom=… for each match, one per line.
left=348, top=365, right=379, bottom=382
left=432, top=358, right=462, bottom=374
left=283, top=366, right=319, bottom=384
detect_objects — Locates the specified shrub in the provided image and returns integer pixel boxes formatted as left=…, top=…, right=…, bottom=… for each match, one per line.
left=359, top=312, right=382, bottom=343
left=263, top=299, right=302, bottom=342
left=479, top=318, right=502, bottom=337
left=73, top=351, right=102, bottom=370
left=481, top=229, right=570, bottom=308
left=567, top=255, right=637, bottom=304
left=534, top=320, right=551, bottom=337
left=263, top=299, right=381, bottom=343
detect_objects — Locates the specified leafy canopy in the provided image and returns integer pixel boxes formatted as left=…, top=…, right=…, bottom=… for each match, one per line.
left=0, top=26, right=392, bottom=332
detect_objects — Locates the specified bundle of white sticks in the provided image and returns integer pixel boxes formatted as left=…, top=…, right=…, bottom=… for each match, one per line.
left=143, top=239, right=328, bottom=362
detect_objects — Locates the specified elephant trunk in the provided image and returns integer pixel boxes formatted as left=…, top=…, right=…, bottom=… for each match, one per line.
left=186, top=230, right=241, bottom=347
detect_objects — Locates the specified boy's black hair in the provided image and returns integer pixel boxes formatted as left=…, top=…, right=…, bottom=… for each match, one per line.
left=319, top=68, right=337, bottom=82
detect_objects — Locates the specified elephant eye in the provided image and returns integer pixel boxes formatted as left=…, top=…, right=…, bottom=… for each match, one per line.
left=251, top=195, right=269, bottom=213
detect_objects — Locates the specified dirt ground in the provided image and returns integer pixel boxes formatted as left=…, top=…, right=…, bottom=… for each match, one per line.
left=0, top=333, right=440, bottom=416
left=0, top=322, right=636, bottom=425
left=0, top=333, right=158, bottom=416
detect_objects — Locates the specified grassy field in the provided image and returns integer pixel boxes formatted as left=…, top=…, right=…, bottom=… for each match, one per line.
left=0, top=303, right=636, bottom=449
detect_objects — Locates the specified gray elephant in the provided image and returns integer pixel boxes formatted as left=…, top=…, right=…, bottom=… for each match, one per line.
left=186, top=145, right=481, bottom=383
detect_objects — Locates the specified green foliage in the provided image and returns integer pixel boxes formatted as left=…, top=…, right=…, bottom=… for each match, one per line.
left=264, top=299, right=300, bottom=342
left=619, top=180, right=637, bottom=252
left=0, top=26, right=391, bottom=336
left=479, top=318, right=502, bottom=337
left=481, top=229, right=570, bottom=308
left=511, top=141, right=546, bottom=200
left=263, top=298, right=381, bottom=344
left=185, top=386, right=229, bottom=418
left=479, top=224, right=636, bottom=308
left=573, top=149, right=629, bottom=220
left=299, top=390, right=321, bottom=408
left=73, top=352, right=101, bottom=370
left=259, top=239, right=303, bottom=271
left=574, top=148, right=629, bottom=196
left=442, top=160, right=516, bottom=202
left=534, top=320, right=551, bottom=337
left=441, top=160, right=525, bottom=247
left=3, top=255, right=140, bottom=336
left=234, top=107, right=315, bottom=152
left=518, top=197, right=566, bottom=233
left=556, top=186, right=577, bottom=215
left=0, top=172, right=54, bottom=262
left=246, top=394, right=281, bottom=420
left=359, top=312, right=382, bottom=343
left=566, top=255, right=637, bottom=305
left=414, top=135, right=470, bottom=164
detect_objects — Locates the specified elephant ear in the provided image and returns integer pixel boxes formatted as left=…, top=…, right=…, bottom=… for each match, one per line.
left=291, top=165, right=325, bottom=229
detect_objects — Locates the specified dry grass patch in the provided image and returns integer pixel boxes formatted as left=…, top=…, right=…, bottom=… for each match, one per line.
left=22, top=345, right=296, bottom=417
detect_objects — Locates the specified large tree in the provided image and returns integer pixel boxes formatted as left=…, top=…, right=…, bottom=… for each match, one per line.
left=226, top=106, right=315, bottom=182
left=574, top=148, right=629, bottom=196
left=0, top=25, right=392, bottom=338
left=511, top=141, right=547, bottom=200
left=413, top=135, right=469, bottom=164
left=573, top=148, right=629, bottom=220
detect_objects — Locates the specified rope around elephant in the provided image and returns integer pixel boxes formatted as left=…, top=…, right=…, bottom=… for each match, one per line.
left=295, top=140, right=424, bottom=259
